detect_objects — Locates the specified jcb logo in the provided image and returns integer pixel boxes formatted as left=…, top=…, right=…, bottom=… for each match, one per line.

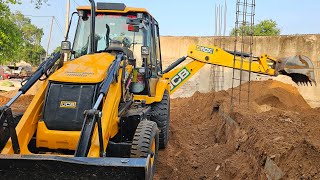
left=60, top=101, right=77, bottom=109
left=196, top=46, right=214, bottom=54
left=170, top=68, right=191, bottom=91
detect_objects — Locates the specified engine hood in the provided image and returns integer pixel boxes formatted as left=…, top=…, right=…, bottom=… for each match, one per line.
left=49, top=53, right=115, bottom=83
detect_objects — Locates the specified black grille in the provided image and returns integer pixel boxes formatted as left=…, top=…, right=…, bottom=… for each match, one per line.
left=43, top=83, right=97, bottom=131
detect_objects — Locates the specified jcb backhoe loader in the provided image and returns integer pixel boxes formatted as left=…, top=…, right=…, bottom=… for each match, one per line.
left=0, top=1, right=315, bottom=179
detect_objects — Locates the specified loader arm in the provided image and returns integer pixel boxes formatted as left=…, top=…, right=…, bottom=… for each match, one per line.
left=163, top=44, right=316, bottom=94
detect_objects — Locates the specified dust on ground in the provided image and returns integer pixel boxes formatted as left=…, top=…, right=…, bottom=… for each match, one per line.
left=154, top=80, right=320, bottom=179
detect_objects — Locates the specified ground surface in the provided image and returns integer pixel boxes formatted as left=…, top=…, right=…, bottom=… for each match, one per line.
left=0, top=80, right=319, bottom=179
left=154, top=80, right=320, bottom=179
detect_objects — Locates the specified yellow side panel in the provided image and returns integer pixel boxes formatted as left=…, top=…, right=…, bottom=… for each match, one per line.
left=49, top=53, right=115, bottom=83
left=133, top=79, right=170, bottom=104
left=36, top=122, right=80, bottom=150
left=1, top=81, right=48, bottom=155
left=88, top=68, right=123, bottom=157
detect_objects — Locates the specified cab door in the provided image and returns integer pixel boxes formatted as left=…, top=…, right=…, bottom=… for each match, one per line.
left=148, top=18, right=162, bottom=96
left=154, top=21, right=162, bottom=75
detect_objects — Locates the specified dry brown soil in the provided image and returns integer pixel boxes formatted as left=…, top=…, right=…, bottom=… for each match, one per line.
left=154, top=80, right=320, bottom=179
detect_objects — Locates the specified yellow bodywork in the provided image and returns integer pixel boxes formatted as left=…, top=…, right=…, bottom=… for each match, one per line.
left=49, top=53, right=116, bottom=83
left=133, top=79, right=170, bottom=104
left=0, top=5, right=158, bottom=157
left=1, top=53, right=131, bottom=157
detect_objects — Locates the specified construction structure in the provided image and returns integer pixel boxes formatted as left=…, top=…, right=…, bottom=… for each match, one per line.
left=230, top=0, right=256, bottom=110
left=211, top=1, right=227, bottom=92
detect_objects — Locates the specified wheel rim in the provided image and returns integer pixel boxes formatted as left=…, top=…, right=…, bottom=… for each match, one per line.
left=150, top=138, right=156, bottom=166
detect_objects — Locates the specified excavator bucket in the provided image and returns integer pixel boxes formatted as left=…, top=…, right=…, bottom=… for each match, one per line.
left=276, top=55, right=316, bottom=86
left=0, top=155, right=151, bottom=179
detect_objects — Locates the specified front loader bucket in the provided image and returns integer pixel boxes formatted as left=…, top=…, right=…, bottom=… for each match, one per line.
left=0, top=154, right=151, bottom=180
left=276, top=55, right=316, bottom=85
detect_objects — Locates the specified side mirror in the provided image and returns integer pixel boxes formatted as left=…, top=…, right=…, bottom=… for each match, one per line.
left=61, top=41, right=71, bottom=52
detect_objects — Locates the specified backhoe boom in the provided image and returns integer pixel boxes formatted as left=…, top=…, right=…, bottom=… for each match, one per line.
left=163, top=44, right=315, bottom=94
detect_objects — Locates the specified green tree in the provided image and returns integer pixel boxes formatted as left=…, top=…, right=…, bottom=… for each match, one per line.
left=11, top=12, right=45, bottom=65
left=230, top=25, right=252, bottom=36
left=0, top=0, right=22, bottom=64
left=53, top=46, right=61, bottom=53
left=254, top=19, right=280, bottom=36
left=230, top=19, right=280, bottom=36
left=0, top=0, right=47, bottom=65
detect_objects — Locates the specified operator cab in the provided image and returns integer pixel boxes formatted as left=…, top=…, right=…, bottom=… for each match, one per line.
left=69, top=3, right=163, bottom=97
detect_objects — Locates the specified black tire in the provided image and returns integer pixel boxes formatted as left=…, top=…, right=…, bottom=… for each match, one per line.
left=131, top=120, right=159, bottom=178
left=150, top=90, right=170, bottom=149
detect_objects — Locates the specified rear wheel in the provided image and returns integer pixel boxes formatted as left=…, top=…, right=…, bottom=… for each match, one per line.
left=150, top=90, right=170, bottom=149
left=131, top=120, right=159, bottom=178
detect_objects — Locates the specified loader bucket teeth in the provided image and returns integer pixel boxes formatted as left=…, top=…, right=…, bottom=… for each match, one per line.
left=276, top=55, right=316, bottom=86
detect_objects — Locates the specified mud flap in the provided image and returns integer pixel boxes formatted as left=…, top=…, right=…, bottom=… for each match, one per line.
left=0, top=154, right=151, bottom=180
left=276, top=55, right=316, bottom=85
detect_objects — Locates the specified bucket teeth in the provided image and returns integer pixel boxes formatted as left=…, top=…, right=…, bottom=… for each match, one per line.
left=276, top=55, right=316, bottom=86
left=293, top=79, right=315, bottom=86
left=293, top=77, right=315, bottom=86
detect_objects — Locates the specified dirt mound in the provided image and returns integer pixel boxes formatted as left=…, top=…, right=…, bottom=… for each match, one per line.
left=250, top=80, right=310, bottom=110
left=0, top=90, right=19, bottom=99
left=227, top=80, right=311, bottom=112
left=155, top=80, right=320, bottom=179
left=256, top=95, right=284, bottom=108
left=0, top=81, right=42, bottom=112
left=0, top=94, right=34, bottom=113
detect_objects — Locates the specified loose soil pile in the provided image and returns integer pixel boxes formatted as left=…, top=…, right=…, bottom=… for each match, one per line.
left=0, top=81, right=42, bottom=113
left=0, top=93, right=34, bottom=114
left=154, top=80, right=320, bottom=179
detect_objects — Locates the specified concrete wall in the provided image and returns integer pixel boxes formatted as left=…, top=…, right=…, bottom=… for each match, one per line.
left=160, top=35, right=320, bottom=107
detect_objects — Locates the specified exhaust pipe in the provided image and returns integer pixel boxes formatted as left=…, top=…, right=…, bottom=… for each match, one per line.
left=88, top=0, right=96, bottom=54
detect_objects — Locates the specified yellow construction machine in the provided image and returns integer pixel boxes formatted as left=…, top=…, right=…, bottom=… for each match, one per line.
left=0, top=1, right=316, bottom=179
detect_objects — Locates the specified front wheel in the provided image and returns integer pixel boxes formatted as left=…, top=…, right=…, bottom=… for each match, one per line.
left=131, top=120, right=159, bottom=179
left=151, top=90, right=170, bottom=149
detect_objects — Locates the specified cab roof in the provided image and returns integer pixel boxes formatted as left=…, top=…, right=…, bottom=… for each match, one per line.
left=77, top=5, right=150, bottom=15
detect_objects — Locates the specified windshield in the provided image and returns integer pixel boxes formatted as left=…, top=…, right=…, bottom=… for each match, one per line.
left=72, top=13, right=144, bottom=61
